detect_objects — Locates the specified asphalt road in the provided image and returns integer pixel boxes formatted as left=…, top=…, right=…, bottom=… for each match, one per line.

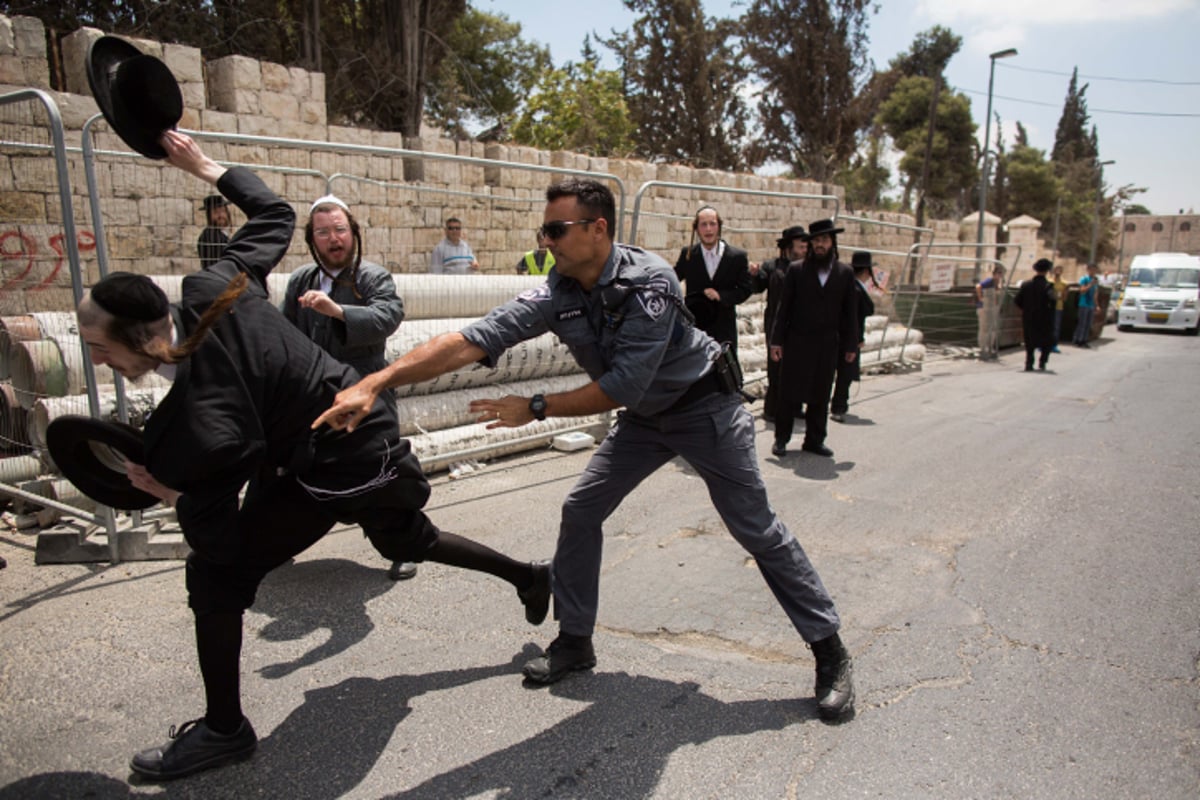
left=1, top=328, right=1197, bottom=799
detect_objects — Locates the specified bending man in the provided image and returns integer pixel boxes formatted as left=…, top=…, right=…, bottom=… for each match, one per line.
left=77, top=132, right=550, bottom=781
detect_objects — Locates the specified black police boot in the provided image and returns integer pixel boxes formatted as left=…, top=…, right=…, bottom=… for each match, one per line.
left=523, top=632, right=596, bottom=685
left=810, top=633, right=855, bottom=722
left=130, top=717, right=257, bottom=781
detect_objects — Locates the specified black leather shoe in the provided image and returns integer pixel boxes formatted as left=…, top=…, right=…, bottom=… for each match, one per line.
left=388, top=561, right=418, bottom=581
left=130, top=717, right=257, bottom=781
left=810, top=634, right=855, bottom=722
left=771, top=442, right=787, bottom=457
left=801, top=441, right=834, bottom=457
left=523, top=634, right=596, bottom=685
left=830, top=412, right=846, bottom=423
left=518, top=560, right=552, bottom=625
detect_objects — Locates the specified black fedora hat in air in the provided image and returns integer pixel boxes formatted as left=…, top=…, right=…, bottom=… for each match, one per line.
left=807, top=218, right=845, bottom=238
left=86, top=35, right=183, bottom=159
left=776, top=225, right=809, bottom=248
left=45, top=415, right=158, bottom=510
left=850, top=251, right=873, bottom=271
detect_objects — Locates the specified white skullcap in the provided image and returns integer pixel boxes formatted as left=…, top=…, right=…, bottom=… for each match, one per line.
left=310, top=194, right=350, bottom=215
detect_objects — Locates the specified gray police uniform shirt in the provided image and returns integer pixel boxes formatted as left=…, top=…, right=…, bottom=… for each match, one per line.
left=461, top=243, right=721, bottom=416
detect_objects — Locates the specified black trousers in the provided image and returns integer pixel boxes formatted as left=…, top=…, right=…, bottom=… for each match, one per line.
left=186, top=471, right=438, bottom=615
left=831, top=351, right=860, bottom=414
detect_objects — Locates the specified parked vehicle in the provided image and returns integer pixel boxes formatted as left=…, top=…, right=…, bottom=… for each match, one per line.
left=1117, top=253, right=1200, bottom=335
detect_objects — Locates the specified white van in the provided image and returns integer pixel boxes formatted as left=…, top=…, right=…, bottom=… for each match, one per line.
left=1117, top=253, right=1200, bottom=334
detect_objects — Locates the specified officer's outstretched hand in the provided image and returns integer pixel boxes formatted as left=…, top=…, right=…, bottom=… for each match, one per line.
left=469, top=395, right=533, bottom=429
left=313, top=381, right=379, bottom=432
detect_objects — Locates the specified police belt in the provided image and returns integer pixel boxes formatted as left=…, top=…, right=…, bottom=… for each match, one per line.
left=663, top=368, right=725, bottom=414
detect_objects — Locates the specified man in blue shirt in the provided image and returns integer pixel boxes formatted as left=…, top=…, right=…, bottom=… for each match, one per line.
left=1073, top=263, right=1100, bottom=347
left=316, top=179, right=856, bottom=722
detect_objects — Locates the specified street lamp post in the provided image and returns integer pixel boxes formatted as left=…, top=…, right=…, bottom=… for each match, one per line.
left=1088, top=159, right=1115, bottom=266
left=974, top=47, right=1018, bottom=283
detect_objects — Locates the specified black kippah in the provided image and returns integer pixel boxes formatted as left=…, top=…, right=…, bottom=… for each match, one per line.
left=90, top=272, right=169, bottom=321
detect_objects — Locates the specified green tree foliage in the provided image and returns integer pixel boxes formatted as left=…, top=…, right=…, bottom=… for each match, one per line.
left=741, top=0, right=874, bottom=181
left=1003, top=122, right=1061, bottom=227
left=317, top=0, right=466, bottom=136
left=834, top=132, right=893, bottom=212
left=876, top=75, right=976, bottom=218
left=4, top=0, right=469, bottom=137
left=1049, top=68, right=1112, bottom=261
left=425, top=8, right=550, bottom=139
left=510, top=55, right=634, bottom=157
left=602, top=0, right=748, bottom=169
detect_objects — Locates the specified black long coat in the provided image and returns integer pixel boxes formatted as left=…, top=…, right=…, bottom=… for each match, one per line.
left=770, top=258, right=858, bottom=407
left=1014, top=273, right=1056, bottom=349
left=674, top=242, right=752, bottom=358
left=144, top=167, right=425, bottom=563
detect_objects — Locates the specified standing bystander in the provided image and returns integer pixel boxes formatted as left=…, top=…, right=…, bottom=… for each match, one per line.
left=749, top=225, right=808, bottom=422
left=1014, top=258, right=1056, bottom=371
left=197, top=194, right=230, bottom=268
left=975, top=265, right=1005, bottom=360
left=1050, top=264, right=1068, bottom=352
left=430, top=217, right=480, bottom=274
left=768, top=219, right=858, bottom=458
left=830, top=251, right=877, bottom=422
left=282, top=194, right=417, bottom=582
left=1073, top=263, right=1100, bottom=347
left=674, top=206, right=753, bottom=367
left=516, top=230, right=555, bottom=275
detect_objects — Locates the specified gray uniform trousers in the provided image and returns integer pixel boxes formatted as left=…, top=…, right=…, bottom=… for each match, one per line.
left=553, top=391, right=841, bottom=642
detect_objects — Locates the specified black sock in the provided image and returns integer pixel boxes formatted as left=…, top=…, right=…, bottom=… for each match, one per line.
left=425, top=531, right=531, bottom=589
left=195, top=610, right=244, bottom=734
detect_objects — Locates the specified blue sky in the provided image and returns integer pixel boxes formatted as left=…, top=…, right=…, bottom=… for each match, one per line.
left=480, top=0, right=1200, bottom=217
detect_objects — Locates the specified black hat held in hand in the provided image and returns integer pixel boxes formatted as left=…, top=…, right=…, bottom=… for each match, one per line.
left=45, top=416, right=159, bottom=511
left=86, top=35, right=183, bottom=159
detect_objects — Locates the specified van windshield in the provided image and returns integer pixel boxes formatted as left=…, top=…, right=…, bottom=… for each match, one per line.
left=1127, top=267, right=1200, bottom=289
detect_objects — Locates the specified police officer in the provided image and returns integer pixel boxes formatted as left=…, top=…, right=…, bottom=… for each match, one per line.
left=516, top=229, right=556, bottom=275
left=315, top=179, right=855, bottom=721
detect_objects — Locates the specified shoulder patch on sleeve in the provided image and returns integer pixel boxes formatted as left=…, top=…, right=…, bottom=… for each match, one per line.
left=636, top=276, right=675, bottom=321
left=518, top=284, right=552, bottom=303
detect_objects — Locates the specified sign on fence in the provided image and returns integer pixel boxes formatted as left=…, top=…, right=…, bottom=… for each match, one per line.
left=928, top=261, right=955, bottom=292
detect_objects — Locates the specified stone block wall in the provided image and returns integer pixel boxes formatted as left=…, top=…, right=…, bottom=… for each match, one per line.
left=0, top=14, right=993, bottom=315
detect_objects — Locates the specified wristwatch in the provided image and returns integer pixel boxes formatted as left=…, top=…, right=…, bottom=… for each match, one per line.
left=529, top=394, right=547, bottom=421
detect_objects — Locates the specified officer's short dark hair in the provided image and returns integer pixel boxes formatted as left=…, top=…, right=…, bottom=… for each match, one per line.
left=546, top=179, right=616, bottom=241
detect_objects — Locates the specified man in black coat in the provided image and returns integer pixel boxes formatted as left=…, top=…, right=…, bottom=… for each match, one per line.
left=749, top=225, right=808, bottom=422
left=74, top=132, right=551, bottom=782
left=1014, top=258, right=1056, bottom=371
left=831, top=251, right=877, bottom=422
left=768, top=219, right=858, bottom=458
left=196, top=193, right=230, bottom=267
left=674, top=206, right=753, bottom=366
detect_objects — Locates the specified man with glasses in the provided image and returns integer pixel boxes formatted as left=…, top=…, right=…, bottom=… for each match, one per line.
left=430, top=217, right=480, bottom=273
left=315, top=179, right=856, bottom=723
left=282, top=195, right=417, bottom=582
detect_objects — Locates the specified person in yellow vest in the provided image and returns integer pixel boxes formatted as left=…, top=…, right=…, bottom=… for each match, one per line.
left=1051, top=263, right=1068, bottom=353
left=516, top=230, right=555, bottom=275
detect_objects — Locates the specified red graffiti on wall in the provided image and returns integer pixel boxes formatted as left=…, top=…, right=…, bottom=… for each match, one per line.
left=0, top=229, right=96, bottom=294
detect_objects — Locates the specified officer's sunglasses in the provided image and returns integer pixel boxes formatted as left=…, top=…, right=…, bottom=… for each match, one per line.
left=538, top=219, right=596, bottom=241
